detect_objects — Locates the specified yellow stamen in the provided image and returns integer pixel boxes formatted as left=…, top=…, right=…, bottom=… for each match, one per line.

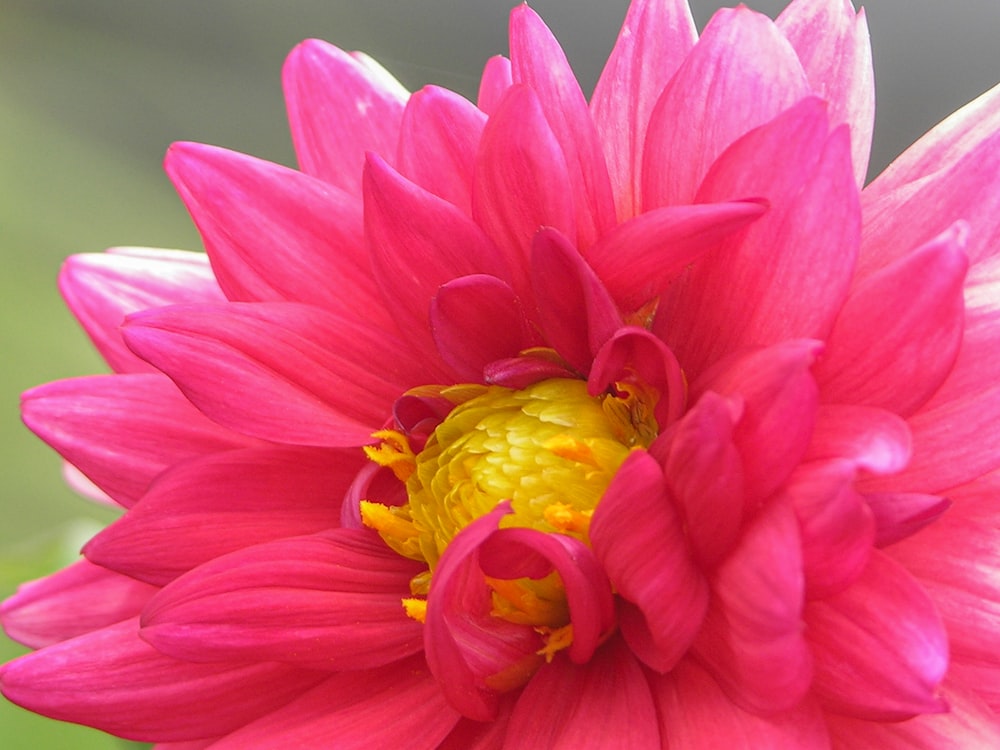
left=536, top=624, right=574, bottom=662
left=401, top=597, right=427, bottom=623
left=363, top=429, right=416, bottom=482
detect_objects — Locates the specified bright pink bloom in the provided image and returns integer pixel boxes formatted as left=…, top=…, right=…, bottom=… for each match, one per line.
left=4, top=0, right=1000, bottom=746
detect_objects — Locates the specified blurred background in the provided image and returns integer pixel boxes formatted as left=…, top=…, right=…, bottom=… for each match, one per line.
left=1, top=0, right=998, bottom=746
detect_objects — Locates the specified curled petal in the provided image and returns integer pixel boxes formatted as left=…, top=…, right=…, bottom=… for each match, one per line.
left=866, top=493, right=951, bottom=548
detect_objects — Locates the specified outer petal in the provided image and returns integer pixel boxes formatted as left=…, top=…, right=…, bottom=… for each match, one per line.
left=164, top=142, right=387, bottom=324
left=590, top=451, right=708, bottom=672
left=509, top=4, right=616, bottom=247
left=123, top=302, right=441, bottom=447
left=282, top=39, right=407, bottom=195
left=650, top=659, right=831, bottom=750
left=805, top=404, right=912, bottom=476
left=59, top=248, right=224, bottom=374
left=504, top=637, right=660, bottom=750
left=815, top=223, right=969, bottom=416
left=141, top=530, right=425, bottom=670
left=804, top=551, right=948, bottom=720
left=642, top=6, right=810, bottom=209
left=476, top=55, right=512, bottom=116
left=20, top=374, right=258, bottom=507
left=83, top=447, right=356, bottom=585
left=0, top=619, right=325, bottom=743
left=1, top=560, right=157, bottom=649
left=591, top=0, right=697, bottom=219
left=777, top=0, right=875, bottom=184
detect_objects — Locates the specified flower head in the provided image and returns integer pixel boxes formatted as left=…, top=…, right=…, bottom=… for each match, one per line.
left=4, top=0, right=1000, bottom=746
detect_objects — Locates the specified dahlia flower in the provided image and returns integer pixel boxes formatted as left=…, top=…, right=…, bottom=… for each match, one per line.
left=3, top=0, right=1000, bottom=746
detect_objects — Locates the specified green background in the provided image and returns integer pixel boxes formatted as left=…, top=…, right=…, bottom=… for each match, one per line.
left=1, top=1, right=998, bottom=746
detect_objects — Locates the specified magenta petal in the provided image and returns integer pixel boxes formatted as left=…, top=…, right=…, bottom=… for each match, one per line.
left=1, top=560, right=157, bottom=649
left=591, top=0, right=697, bottom=219
left=585, top=200, right=767, bottom=311
left=21, top=374, right=257, bottom=507
left=806, top=404, right=913, bottom=475
left=483, top=352, right=579, bottom=390
left=505, top=638, right=659, bottom=750
left=123, top=302, right=437, bottom=447
left=642, top=5, right=810, bottom=209
left=83, top=447, right=356, bottom=585
left=805, top=550, right=948, bottom=720
left=141, top=530, right=424, bottom=670
left=476, top=55, right=512, bottom=116
left=0, top=619, right=325, bottom=743
left=59, top=249, right=224, bottom=374
left=531, top=228, right=622, bottom=373
left=471, top=85, right=575, bottom=297
left=590, top=451, right=708, bottom=672
left=866, top=493, right=951, bottom=548
left=509, top=4, right=616, bottom=248
left=282, top=39, right=407, bottom=195
left=430, top=275, right=531, bottom=381
left=777, top=0, right=875, bottom=184
left=207, top=657, right=460, bottom=749
left=694, top=499, right=812, bottom=713
left=817, top=223, right=969, bottom=416
left=650, top=659, right=830, bottom=750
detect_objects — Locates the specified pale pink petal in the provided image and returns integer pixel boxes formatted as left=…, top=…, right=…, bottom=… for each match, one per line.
left=693, top=499, right=812, bottom=713
left=1, top=560, right=157, bottom=649
left=509, top=4, right=616, bottom=247
left=21, top=374, right=258, bottom=507
left=777, top=0, right=875, bottom=184
left=806, top=404, right=913, bottom=475
left=164, top=142, right=388, bottom=325
left=396, top=85, right=486, bottom=215
left=804, top=551, right=948, bottom=720
left=83, top=447, right=356, bottom=585
left=208, top=657, right=460, bottom=749
left=505, top=638, right=659, bottom=750
left=815, top=223, right=968, bottom=416
left=122, top=302, right=442, bottom=447
left=642, top=6, right=810, bottom=209
left=0, top=619, right=325, bottom=743
left=59, top=248, right=224, bottom=374
left=658, top=99, right=858, bottom=375
left=471, top=85, right=575, bottom=298
left=590, top=451, right=708, bottom=672
left=585, top=199, right=767, bottom=311
left=591, top=0, right=697, bottom=219
left=476, top=55, right=512, bottom=116
left=141, top=530, right=424, bottom=670
left=282, top=39, right=407, bottom=195
left=650, top=658, right=831, bottom=750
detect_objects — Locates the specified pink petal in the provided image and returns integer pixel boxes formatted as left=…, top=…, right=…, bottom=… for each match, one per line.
left=804, top=550, right=948, bottom=720
left=470, top=85, right=575, bottom=298
left=509, top=4, right=616, bottom=248
left=0, top=619, right=325, bottom=743
left=396, top=85, right=486, bottom=215
left=590, top=0, right=697, bottom=219
left=165, top=142, right=388, bottom=324
left=21, top=374, right=257, bottom=507
left=531, top=228, right=622, bottom=373
left=430, top=275, right=533, bottom=381
left=439, top=696, right=513, bottom=750
left=815, top=223, right=968, bottom=416
left=504, top=637, right=660, bottom=750
left=693, top=340, right=822, bottom=505
left=779, top=459, right=875, bottom=598
left=141, top=530, right=424, bottom=670
left=282, top=39, right=407, bottom=195
left=658, top=99, right=859, bottom=375
left=642, top=5, right=810, bottom=209
left=805, top=404, right=913, bottom=475
left=207, top=656, right=460, bottom=749
left=661, top=391, right=745, bottom=567
left=865, top=492, right=951, bottom=548
left=777, top=0, right=875, bottom=185
left=1, top=560, right=157, bottom=649
left=585, top=200, right=767, bottom=311
left=83, top=447, right=356, bottom=585
left=693, top=498, right=812, bottom=713
left=482, top=351, right=579, bottom=391
left=590, top=451, right=708, bottom=672
left=59, top=248, right=224, bottom=374
left=476, top=55, right=512, bottom=116
left=123, top=302, right=437, bottom=447
left=650, top=658, right=831, bottom=750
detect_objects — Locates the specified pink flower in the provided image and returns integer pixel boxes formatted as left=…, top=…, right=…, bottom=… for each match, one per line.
left=3, top=0, right=1000, bottom=746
